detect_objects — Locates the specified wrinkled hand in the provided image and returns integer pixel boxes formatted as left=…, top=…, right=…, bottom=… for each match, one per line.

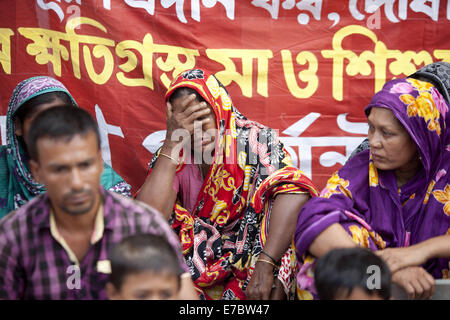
left=165, top=94, right=211, bottom=148
left=246, top=261, right=275, bottom=300
left=376, top=246, right=428, bottom=273
left=391, top=266, right=435, bottom=300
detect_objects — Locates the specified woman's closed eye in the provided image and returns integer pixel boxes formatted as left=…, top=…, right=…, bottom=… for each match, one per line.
left=368, top=122, right=395, bottom=137
left=381, top=128, right=398, bottom=137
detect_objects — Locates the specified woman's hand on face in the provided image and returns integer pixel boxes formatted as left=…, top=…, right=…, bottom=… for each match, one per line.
left=391, top=266, right=435, bottom=300
left=245, top=260, right=275, bottom=300
left=165, top=94, right=211, bottom=148
left=375, top=246, right=428, bottom=273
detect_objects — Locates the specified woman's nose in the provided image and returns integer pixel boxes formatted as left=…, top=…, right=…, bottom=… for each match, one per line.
left=369, top=132, right=382, bottom=149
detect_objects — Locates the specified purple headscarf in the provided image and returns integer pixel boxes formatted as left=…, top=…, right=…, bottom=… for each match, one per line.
left=295, top=78, right=450, bottom=280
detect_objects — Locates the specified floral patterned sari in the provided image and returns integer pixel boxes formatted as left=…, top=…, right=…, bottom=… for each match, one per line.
left=294, top=78, right=450, bottom=299
left=148, top=69, right=318, bottom=299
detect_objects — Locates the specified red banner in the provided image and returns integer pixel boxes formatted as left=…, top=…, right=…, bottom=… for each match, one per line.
left=1, top=0, right=449, bottom=192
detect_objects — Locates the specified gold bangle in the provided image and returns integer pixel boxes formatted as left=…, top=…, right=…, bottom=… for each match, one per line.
left=159, top=152, right=179, bottom=165
left=257, top=258, right=279, bottom=270
left=261, top=250, right=278, bottom=264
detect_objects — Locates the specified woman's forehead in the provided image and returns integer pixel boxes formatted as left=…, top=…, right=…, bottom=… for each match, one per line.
left=368, top=107, right=400, bottom=126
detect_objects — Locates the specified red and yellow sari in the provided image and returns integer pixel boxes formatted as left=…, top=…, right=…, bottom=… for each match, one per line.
left=148, top=69, right=318, bottom=299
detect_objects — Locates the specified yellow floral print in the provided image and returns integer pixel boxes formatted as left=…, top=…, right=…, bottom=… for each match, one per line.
left=369, top=230, right=386, bottom=250
left=432, top=185, right=450, bottom=216
left=423, top=180, right=436, bottom=205
left=400, top=93, right=416, bottom=106
left=349, top=225, right=370, bottom=248
left=369, top=162, right=379, bottom=187
left=348, top=225, right=386, bottom=250
left=407, top=78, right=434, bottom=92
left=297, top=289, right=314, bottom=300
left=405, top=90, right=441, bottom=135
left=321, top=172, right=352, bottom=199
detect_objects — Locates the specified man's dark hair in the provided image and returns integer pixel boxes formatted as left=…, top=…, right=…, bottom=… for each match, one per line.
left=14, top=91, right=74, bottom=124
left=109, top=233, right=184, bottom=290
left=26, top=105, right=101, bottom=161
left=314, top=247, right=391, bottom=300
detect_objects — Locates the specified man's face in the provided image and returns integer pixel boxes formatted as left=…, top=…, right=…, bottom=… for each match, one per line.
left=30, top=131, right=103, bottom=216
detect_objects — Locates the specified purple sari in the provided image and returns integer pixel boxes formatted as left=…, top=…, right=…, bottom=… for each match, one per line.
left=294, top=78, right=450, bottom=299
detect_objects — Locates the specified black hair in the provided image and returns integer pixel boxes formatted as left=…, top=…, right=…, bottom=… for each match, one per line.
left=26, top=105, right=101, bottom=161
left=109, top=233, right=184, bottom=290
left=314, top=247, right=391, bottom=300
left=14, top=91, right=73, bottom=124
left=168, top=87, right=206, bottom=104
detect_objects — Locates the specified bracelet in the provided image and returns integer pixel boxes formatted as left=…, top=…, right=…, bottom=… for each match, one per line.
left=159, top=152, right=179, bottom=165
left=257, top=258, right=279, bottom=270
left=261, top=250, right=278, bottom=264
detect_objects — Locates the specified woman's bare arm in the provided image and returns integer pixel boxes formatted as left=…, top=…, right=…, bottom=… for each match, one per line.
left=377, top=234, right=450, bottom=273
left=135, top=142, right=179, bottom=219
left=246, top=193, right=311, bottom=299
left=308, top=223, right=358, bottom=258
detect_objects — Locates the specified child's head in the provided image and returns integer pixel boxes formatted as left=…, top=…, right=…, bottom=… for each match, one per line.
left=314, top=247, right=391, bottom=300
left=107, top=233, right=184, bottom=300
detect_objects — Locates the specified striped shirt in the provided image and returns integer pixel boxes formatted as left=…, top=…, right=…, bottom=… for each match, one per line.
left=0, top=188, right=188, bottom=299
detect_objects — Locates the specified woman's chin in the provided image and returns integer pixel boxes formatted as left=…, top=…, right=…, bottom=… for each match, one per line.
left=372, top=160, right=395, bottom=171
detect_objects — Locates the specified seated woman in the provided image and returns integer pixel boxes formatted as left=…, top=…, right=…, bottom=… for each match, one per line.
left=136, top=68, right=318, bottom=300
left=0, top=76, right=131, bottom=217
left=294, top=78, right=449, bottom=300
left=348, top=61, right=450, bottom=160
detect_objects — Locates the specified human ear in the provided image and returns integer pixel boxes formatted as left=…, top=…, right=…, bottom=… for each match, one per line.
left=14, top=117, right=23, bottom=136
left=97, top=150, right=104, bottom=175
left=29, top=159, right=42, bottom=183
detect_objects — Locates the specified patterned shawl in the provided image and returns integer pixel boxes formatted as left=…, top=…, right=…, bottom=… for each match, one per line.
left=0, top=76, right=131, bottom=218
left=295, top=78, right=450, bottom=281
left=148, top=69, right=318, bottom=299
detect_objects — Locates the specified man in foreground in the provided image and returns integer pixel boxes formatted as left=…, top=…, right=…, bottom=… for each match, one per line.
left=0, top=106, right=197, bottom=299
